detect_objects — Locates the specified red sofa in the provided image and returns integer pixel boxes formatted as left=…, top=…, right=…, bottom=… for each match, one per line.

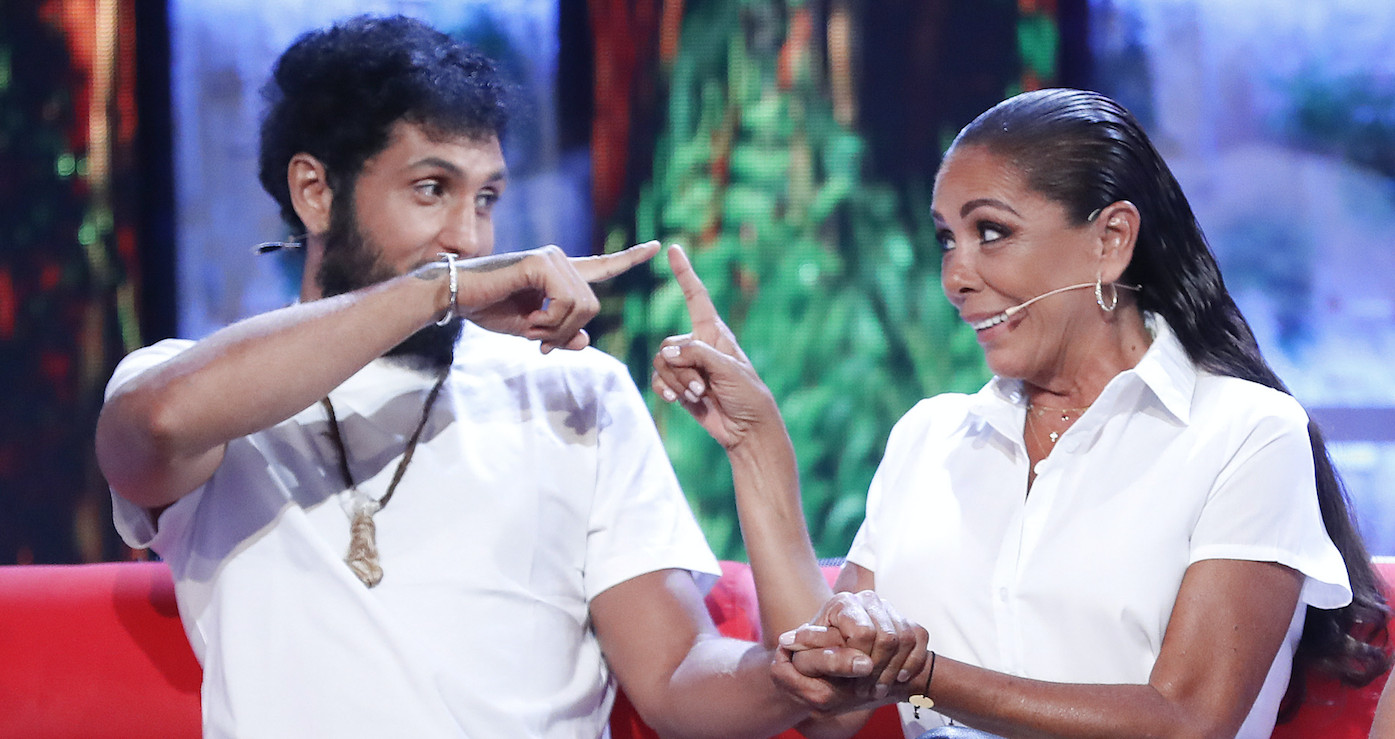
left=1, top=559, right=1389, bottom=738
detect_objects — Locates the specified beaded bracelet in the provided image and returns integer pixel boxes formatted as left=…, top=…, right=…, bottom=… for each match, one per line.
left=435, top=252, right=459, bottom=327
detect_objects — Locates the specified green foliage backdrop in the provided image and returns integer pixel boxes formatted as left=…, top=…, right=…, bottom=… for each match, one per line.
left=597, top=1, right=1029, bottom=560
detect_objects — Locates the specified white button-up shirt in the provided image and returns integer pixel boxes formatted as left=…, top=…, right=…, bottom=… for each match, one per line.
left=111, top=322, right=719, bottom=738
left=847, top=318, right=1350, bottom=737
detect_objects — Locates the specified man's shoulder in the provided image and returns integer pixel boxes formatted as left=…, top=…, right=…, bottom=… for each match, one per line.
left=121, top=337, right=197, bottom=364
left=105, top=338, right=197, bottom=399
left=456, top=323, right=632, bottom=383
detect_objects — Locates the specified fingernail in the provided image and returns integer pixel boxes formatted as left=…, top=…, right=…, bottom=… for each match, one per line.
left=874, top=684, right=889, bottom=699
left=852, top=655, right=873, bottom=675
left=688, top=379, right=704, bottom=397
left=684, top=389, right=699, bottom=403
left=779, top=631, right=795, bottom=647
left=662, top=387, right=677, bottom=402
left=897, top=669, right=911, bottom=683
left=662, top=345, right=680, bottom=358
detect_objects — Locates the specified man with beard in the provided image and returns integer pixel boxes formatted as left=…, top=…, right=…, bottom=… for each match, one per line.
left=94, top=15, right=909, bottom=739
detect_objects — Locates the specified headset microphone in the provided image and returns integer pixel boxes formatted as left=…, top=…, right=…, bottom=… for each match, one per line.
left=974, top=281, right=1141, bottom=329
left=1001, top=282, right=1095, bottom=318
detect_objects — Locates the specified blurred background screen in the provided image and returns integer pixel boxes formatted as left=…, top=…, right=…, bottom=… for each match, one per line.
left=2, top=0, right=1391, bottom=564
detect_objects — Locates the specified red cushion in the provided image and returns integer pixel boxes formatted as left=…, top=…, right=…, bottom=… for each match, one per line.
left=1269, top=558, right=1395, bottom=738
left=0, top=559, right=1387, bottom=738
left=0, top=562, right=201, bottom=738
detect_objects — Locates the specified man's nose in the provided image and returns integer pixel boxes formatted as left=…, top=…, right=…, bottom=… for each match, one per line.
left=438, top=205, right=487, bottom=258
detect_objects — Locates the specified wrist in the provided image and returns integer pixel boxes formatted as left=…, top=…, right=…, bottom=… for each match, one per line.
left=726, top=414, right=794, bottom=468
left=434, top=253, right=459, bottom=325
left=908, top=650, right=937, bottom=718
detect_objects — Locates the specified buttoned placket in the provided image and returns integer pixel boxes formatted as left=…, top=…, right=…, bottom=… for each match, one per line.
left=991, top=405, right=1102, bottom=677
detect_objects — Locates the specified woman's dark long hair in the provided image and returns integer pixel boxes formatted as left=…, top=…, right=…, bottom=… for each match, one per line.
left=950, top=88, right=1389, bottom=716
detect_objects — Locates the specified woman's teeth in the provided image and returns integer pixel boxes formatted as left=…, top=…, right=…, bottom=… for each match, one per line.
left=972, top=312, right=1009, bottom=331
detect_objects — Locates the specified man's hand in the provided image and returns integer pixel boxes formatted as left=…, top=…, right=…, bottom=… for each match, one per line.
left=451, top=240, right=660, bottom=352
left=650, top=244, right=783, bottom=449
left=773, top=591, right=929, bottom=714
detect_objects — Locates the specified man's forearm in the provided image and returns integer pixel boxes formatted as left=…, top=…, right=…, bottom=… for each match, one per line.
left=97, top=266, right=448, bottom=508
left=652, top=636, right=813, bottom=739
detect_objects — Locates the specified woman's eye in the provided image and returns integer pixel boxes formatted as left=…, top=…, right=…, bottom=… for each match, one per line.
left=935, top=230, right=956, bottom=252
left=980, top=223, right=1008, bottom=243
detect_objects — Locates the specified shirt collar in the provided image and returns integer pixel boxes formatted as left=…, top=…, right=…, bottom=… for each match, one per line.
left=965, top=314, right=1197, bottom=441
left=1129, top=315, right=1195, bottom=424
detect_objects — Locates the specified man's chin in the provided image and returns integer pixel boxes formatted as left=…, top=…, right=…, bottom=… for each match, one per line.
left=384, top=318, right=463, bottom=370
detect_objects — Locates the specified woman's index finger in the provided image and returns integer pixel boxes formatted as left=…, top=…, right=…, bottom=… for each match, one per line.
left=667, top=244, right=719, bottom=327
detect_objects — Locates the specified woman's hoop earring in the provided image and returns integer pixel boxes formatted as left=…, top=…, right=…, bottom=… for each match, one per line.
left=1095, top=277, right=1119, bottom=312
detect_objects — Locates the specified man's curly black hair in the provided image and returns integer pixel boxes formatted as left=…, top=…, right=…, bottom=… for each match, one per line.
left=257, top=14, right=509, bottom=234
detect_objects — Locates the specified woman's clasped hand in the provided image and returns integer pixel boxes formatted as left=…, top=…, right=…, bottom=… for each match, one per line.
left=773, top=591, right=932, bottom=714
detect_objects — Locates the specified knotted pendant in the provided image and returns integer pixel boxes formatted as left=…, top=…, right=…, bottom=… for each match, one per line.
left=345, top=496, right=384, bottom=588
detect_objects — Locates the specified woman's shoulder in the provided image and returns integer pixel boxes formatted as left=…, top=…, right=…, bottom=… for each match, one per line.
left=1191, top=372, right=1310, bottom=430
left=892, top=392, right=980, bottom=434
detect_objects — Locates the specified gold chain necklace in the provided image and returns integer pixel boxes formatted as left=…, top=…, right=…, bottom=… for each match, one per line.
left=1026, top=402, right=1092, bottom=444
left=320, top=371, right=447, bottom=588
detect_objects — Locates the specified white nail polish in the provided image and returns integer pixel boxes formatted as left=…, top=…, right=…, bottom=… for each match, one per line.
left=662, top=344, right=680, bottom=358
left=662, top=388, right=677, bottom=402
left=688, top=380, right=704, bottom=397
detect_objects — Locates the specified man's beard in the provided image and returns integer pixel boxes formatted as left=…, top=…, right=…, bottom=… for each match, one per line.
left=316, top=198, right=462, bottom=370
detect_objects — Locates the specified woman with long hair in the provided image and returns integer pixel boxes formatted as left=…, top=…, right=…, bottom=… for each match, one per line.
left=652, top=88, right=1388, bottom=737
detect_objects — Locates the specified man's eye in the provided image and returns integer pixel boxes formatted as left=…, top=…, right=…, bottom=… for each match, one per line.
left=474, top=190, right=499, bottom=211
left=415, top=181, right=443, bottom=198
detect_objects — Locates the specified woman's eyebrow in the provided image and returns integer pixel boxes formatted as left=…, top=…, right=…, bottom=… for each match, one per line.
left=960, top=198, right=1020, bottom=218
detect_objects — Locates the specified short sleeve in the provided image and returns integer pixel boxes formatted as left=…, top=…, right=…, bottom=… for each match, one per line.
left=104, top=339, right=204, bottom=553
left=845, top=398, right=942, bottom=572
left=582, top=359, right=720, bottom=600
left=844, top=465, right=884, bottom=573
left=1189, top=395, right=1351, bottom=609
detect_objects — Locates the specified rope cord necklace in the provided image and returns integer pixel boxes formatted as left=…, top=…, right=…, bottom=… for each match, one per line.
left=320, top=370, right=448, bottom=587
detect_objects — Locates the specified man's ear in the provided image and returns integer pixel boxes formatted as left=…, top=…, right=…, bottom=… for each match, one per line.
left=1095, top=200, right=1140, bottom=283
left=288, top=153, right=334, bottom=236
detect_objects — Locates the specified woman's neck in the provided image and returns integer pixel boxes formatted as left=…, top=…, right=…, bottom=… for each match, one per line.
left=1022, top=306, right=1152, bottom=409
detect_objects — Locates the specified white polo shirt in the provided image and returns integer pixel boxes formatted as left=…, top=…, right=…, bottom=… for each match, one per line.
left=110, top=321, right=720, bottom=738
left=846, top=318, right=1350, bottom=738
